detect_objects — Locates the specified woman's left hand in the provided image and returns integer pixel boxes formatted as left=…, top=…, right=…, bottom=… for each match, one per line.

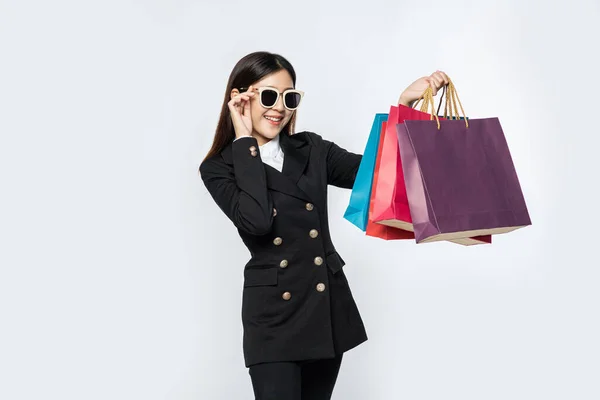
left=398, top=70, right=449, bottom=107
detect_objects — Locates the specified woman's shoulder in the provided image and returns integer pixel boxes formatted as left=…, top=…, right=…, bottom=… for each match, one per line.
left=291, top=130, right=332, bottom=147
left=199, top=145, right=232, bottom=177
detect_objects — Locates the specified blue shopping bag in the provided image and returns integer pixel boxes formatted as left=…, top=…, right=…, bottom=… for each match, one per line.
left=343, top=113, right=388, bottom=231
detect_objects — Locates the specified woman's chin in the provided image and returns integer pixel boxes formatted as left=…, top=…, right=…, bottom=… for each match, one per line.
left=257, top=126, right=283, bottom=139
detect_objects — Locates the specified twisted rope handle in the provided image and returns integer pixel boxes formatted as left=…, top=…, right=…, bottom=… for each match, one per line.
left=412, top=85, right=445, bottom=113
left=412, top=86, right=441, bottom=129
left=412, top=77, right=469, bottom=130
left=445, top=78, right=469, bottom=128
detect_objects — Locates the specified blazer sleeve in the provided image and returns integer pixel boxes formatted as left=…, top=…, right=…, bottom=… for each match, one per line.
left=199, top=138, right=274, bottom=235
left=324, top=140, right=363, bottom=189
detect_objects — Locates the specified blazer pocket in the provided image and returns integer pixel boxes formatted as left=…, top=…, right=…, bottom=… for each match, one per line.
left=243, top=267, right=279, bottom=287
left=326, top=251, right=346, bottom=274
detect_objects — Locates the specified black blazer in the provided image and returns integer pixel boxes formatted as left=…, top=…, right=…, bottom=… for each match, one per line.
left=199, top=130, right=368, bottom=367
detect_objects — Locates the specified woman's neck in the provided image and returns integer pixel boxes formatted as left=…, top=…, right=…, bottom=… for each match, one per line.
left=252, top=133, right=277, bottom=147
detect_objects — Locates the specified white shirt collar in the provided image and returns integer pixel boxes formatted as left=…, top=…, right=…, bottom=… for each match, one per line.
left=259, top=134, right=282, bottom=160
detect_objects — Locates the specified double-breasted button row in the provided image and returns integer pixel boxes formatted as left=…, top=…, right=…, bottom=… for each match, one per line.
left=249, top=145, right=258, bottom=157
left=279, top=257, right=321, bottom=268
left=282, top=284, right=325, bottom=300
left=281, top=285, right=325, bottom=301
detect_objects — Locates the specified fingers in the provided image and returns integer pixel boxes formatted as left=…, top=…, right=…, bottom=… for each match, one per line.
left=242, top=84, right=255, bottom=95
left=228, top=97, right=246, bottom=116
left=430, top=73, right=442, bottom=87
left=426, top=77, right=438, bottom=96
left=239, top=94, right=252, bottom=115
left=242, top=93, right=251, bottom=116
left=228, top=85, right=255, bottom=136
left=234, top=93, right=254, bottom=105
left=431, top=70, right=449, bottom=85
left=428, top=70, right=450, bottom=96
left=228, top=85, right=256, bottom=115
left=239, top=85, right=256, bottom=112
left=438, top=70, right=449, bottom=85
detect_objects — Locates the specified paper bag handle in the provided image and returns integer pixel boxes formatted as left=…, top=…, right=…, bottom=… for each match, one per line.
left=411, top=85, right=445, bottom=114
left=412, top=77, right=469, bottom=129
left=412, top=87, right=441, bottom=129
left=443, top=79, right=469, bottom=128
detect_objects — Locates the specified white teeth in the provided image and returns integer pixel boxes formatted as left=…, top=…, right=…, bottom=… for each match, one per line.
left=264, top=116, right=282, bottom=122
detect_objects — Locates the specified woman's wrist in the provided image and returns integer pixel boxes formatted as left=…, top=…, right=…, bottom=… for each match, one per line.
left=398, top=93, right=413, bottom=107
left=234, top=134, right=253, bottom=141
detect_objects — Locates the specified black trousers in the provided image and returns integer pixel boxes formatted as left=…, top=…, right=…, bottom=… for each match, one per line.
left=248, top=354, right=343, bottom=400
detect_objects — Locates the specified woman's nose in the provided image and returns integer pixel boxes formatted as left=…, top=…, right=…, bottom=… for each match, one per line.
left=272, top=94, right=285, bottom=111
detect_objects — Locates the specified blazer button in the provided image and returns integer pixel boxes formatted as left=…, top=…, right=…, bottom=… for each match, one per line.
left=309, top=229, right=319, bottom=239
left=305, top=203, right=314, bottom=211
left=249, top=145, right=257, bottom=152
left=316, top=283, right=326, bottom=292
left=282, top=292, right=292, bottom=301
left=314, top=256, right=323, bottom=266
left=280, top=259, right=289, bottom=268
left=273, top=237, right=283, bottom=246
left=273, top=208, right=277, bottom=217
left=250, top=150, right=258, bottom=157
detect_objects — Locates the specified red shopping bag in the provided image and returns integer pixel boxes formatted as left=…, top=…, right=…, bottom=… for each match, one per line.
left=366, top=120, right=414, bottom=240
left=372, top=104, right=491, bottom=246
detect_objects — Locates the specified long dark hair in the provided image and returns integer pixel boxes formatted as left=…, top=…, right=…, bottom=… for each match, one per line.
left=202, top=51, right=299, bottom=163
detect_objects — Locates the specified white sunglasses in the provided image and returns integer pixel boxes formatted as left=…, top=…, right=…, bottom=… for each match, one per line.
left=239, top=86, right=305, bottom=111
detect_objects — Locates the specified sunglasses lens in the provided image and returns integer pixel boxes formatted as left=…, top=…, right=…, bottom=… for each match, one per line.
left=284, top=92, right=301, bottom=109
left=260, top=89, right=278, bottom=107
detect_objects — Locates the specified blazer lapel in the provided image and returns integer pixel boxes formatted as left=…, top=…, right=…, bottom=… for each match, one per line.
left=220, top=134, right=312, bottom=202
left=263, top=163, right=311, bottom=201
left=280, top=131, right=310, bottom=184
left=267, top=132, right=312, bottom=201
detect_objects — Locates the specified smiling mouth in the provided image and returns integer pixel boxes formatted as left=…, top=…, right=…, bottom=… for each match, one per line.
left=264, top=116, right=283, bottom=122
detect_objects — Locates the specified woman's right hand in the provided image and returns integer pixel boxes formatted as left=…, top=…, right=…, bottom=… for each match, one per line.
left=228, top=85, right=256, bottom=139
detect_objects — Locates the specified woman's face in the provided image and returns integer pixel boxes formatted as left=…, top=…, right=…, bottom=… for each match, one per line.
left=234, top=69, right=296, bottom=145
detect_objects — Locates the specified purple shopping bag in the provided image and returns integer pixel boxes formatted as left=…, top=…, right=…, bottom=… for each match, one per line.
left=396, top=117, right=531, bottom=244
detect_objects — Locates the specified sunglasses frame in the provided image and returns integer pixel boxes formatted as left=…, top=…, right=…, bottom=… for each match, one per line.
left=238, top=86, right=305, bottom=111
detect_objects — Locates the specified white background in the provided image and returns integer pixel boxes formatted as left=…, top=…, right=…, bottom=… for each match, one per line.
left=1, top=0, right=599, bottom=399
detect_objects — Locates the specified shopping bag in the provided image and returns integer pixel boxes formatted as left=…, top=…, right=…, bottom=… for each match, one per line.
left=372, top=103, right=491, bottom=245
left=370, top=104, right=420, bottom=230
left=344, top=113, right=388, bottom=231
left=397, top=81, right=531, bottom=243
left=366, top=120, right=414, bottom=240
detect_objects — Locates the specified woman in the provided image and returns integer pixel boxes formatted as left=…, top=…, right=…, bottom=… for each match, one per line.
left=199, top=51, right=448, bottom=400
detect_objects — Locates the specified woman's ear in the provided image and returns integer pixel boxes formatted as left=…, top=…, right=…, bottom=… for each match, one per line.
left=230, top=89, right=240, bottom=100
